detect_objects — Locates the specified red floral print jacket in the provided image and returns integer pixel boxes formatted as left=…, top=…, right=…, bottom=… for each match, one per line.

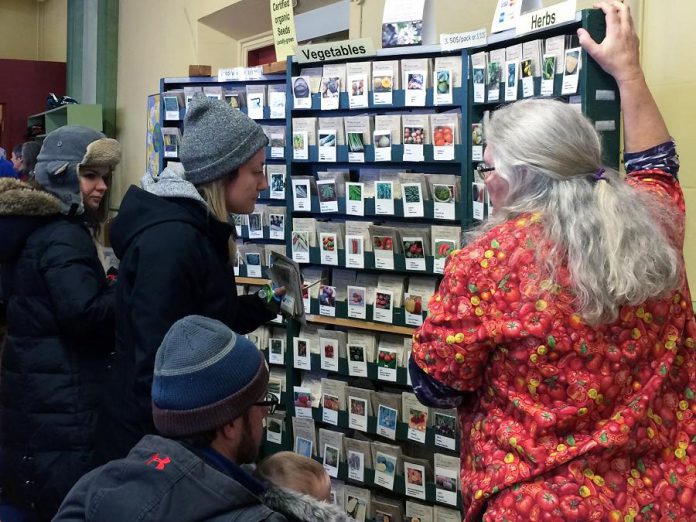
left=411, top=145, right=696, bottom=521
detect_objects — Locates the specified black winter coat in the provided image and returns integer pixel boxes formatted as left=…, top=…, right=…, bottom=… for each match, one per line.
left=0, top=186, right=114, bottom=521
left=97, top=186, right=275, bottom=462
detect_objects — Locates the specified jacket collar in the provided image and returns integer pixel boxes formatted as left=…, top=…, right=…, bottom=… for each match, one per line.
left=0, top=178, right=61, bottom=217
left=194, top=446, right=266, bottom=497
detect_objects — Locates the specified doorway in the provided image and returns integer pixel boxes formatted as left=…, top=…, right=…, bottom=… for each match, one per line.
left=247, top=44, right=277, bottom=66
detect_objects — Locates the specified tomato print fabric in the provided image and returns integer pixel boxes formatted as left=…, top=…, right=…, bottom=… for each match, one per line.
left=411, top=165, right=696, bottom=521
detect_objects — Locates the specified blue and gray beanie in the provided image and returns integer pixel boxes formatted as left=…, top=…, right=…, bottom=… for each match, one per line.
left=180, top=93, right=268, bottom=186
left=152, top=315, right=269, bottom=437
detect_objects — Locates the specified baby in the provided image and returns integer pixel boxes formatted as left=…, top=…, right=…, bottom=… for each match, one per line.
left=258, top=451, right=332, bottom=502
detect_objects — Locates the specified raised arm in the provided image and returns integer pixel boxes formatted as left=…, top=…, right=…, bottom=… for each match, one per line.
left=578, top=1, right=670, bottom=153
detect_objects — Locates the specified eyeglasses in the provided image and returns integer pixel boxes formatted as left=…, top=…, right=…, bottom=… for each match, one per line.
left=476, top=162, right=496, bottom=180
left=254, top=392, right=280, bottom=415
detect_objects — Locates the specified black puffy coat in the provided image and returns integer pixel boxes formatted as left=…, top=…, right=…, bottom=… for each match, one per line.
left=96, top=186, right=275, bottom=462
left=0, top=181, right=114, bottom=521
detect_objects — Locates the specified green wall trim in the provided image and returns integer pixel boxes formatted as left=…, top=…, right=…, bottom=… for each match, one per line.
left=66, top=0, right=118, bottom=137
left=66, top=0, right=84, bottom=102
left=97, top=0, right=119, bottom=137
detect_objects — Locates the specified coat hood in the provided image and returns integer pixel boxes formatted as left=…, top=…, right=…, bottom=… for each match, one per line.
left=261, top=486, right=355, bottom=522
left=140, top=162, right=207, bottom=204
left=110, top=183, right=210, bottom=259
left=0, top=178, right=59, bottom=261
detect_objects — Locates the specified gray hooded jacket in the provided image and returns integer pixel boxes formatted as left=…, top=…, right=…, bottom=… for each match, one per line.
left=55, top=435, right=353, bottom=522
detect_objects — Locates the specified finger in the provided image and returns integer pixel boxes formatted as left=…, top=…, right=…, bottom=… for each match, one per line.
left=616, top=1, right=633, bottom=30
left=592, top=0, right=622, bottom=11
left=610, top=2, right=628, bottom=35
left=577, top=27, right=601, bottom=57
left=593, top=2, right=621, bottom=37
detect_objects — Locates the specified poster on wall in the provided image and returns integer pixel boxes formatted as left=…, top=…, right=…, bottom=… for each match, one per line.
left=146, top=93, right=162, bottom=178
left=490, top=0, right=542, bottom=34
left=381, top=0, right=425, bottom=48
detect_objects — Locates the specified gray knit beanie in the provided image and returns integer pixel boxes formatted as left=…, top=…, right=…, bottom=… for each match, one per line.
left=180, top=93, right=269, bottom=186
left=152, top=315, right=269, bottom=438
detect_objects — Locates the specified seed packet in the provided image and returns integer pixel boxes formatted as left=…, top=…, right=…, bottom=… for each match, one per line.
left=371, top=495, right=404, bottom=521
left=292, top=416, right=317, bottom=457
left=402, top=392, right=430, bottom=444
left=403, top=455, right=431, bottom=500
left=345, top=437, right=372, bottom=483
left=434, top=453, right=461, bottom=506
left=344, top=485, right=371, bottom=522
left=406, top=501, right=433, bottom=522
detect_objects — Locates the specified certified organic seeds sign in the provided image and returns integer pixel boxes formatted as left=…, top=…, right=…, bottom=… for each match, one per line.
left=270, top=0, right=297, bottom=60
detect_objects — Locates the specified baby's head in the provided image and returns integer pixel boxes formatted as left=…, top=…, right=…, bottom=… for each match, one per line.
left=258, top=451, right=331, bottom=502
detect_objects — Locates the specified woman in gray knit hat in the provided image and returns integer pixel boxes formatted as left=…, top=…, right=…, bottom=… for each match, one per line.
left=96, top=93, right=284, bottom=464
left=0, top=125, right=120, bottom=521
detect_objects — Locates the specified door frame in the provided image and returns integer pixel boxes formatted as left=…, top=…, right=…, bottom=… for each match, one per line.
left=238, top=31, right=276, bottom=67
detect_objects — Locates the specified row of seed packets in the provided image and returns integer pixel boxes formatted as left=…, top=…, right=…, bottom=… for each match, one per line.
left=470, top=34, right=583, bottom=102
left=288, top=327, right=410, bottom=379
left=291, top=170, right=460, bottom=221
left=232, top=243, right=285, bottom=278
left=323, top=480, right=461, bottom=521
left=291, top=112, right=460, bottom=162
left=293, top=56, right=463, bottom=111
left=165, top=84, right=286, bottom=120
left=303, top=267, right=438, bottom=327
left=322, top=477, right=460, bottom=522
left=291, top=218, right=460, bottom=274
left=292, top=372, right=458, bottom=449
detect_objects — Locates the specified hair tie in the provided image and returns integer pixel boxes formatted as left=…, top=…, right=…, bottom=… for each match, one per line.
left=593, top=167, right=607, bottom=182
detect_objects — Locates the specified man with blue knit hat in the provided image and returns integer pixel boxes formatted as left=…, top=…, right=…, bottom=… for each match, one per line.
left=56, top=316, right=350, bottom=522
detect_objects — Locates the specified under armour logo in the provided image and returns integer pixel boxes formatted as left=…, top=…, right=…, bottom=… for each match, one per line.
left=145, top=453, right=171, bottom=470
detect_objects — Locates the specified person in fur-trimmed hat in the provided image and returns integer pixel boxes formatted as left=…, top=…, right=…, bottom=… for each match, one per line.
left=55, top=316, right=353, bottom=522
left=0, top=125, right=120, bottom=521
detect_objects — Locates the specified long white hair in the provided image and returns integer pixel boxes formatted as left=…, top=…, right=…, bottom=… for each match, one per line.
left=472, top=98, right=680, bottom=325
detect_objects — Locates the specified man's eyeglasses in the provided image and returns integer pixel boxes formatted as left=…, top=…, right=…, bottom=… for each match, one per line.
left=254, top=392, right=280, bottom=415
left=476, top=162, right=496, bottom=180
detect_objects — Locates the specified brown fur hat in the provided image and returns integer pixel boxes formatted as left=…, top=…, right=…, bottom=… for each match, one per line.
left=81, top=137, right=121, bottom=168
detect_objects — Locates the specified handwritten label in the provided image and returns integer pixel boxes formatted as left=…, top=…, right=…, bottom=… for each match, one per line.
left=440, top=28, right=487, bottom=51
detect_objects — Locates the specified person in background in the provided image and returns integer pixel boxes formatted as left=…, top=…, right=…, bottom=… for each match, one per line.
left=409, top=2, right=696, bottom=521
left=0, top=147, right=17, bottom=178
left=96, top=92, right=285, bottom=464
left=0, top=126, right=119, bottom=521
left=10, top=144, right=23, bottom=171
left=55, top=316, right=352, bottom=522
left=11, top=142, right=41, bottom=182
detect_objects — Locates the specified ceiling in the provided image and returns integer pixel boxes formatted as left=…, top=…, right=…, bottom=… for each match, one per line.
left=200, top=0, right=343, bottom=41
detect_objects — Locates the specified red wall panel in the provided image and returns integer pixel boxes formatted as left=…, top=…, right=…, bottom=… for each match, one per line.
left=247, top=45, right=277, bottom=67
left=0, top=59, right=66, bottom=154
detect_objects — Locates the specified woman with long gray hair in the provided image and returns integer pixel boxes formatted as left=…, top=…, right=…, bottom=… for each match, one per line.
left=410, top=1, right=695, bottom=520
